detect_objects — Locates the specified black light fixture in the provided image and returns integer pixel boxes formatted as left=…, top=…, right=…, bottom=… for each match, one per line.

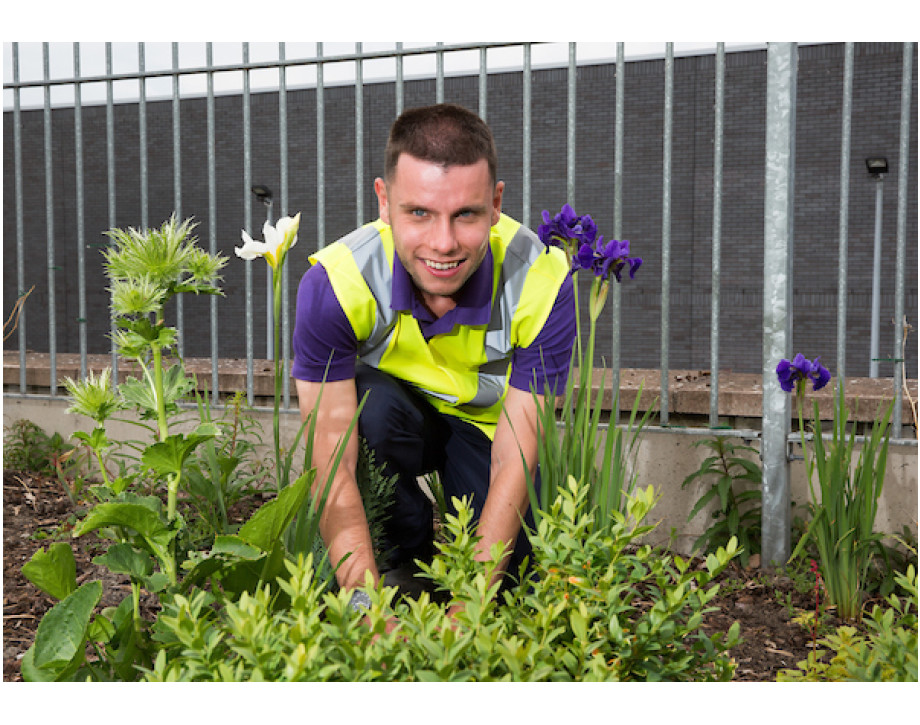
left=865, top=157, right=888, bottom=178
left=251, top=184, right=273, bottom=206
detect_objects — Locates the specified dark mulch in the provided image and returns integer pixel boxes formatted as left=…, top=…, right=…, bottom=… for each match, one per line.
left=4, top=469, right=836, bottom=682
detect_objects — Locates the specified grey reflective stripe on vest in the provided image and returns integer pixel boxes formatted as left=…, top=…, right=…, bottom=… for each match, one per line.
left=351, top=223, right=544, bottom=410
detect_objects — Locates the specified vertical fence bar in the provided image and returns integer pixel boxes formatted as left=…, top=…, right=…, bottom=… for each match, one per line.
left=566, top=43, right=576, bottom=204
left=660, top=43, right=674, bottom=425
left=173, top=43, right=185, bottom=359
left=13, top=44, right=27, bottom=393
left=609, top=43, right=625, bottom=401
left=106, top=43, right=118, bottom=381
left=479, top=46, right=488, bottom=121
left=243, top=42, right=254, bottom=404
left=43, top=43, right=58, bottom=396
left=836, top=43, right=854, bottom=391
left=761, top=42, right=798, bottom=567
left=279, top=42, right=291, bottom=409
left=395, top=42, right=404, bottom=117
left=709, top=43, right=725, bottom=427
left=522, top=43, right=531, bottom=229
left=892, top=41, right=914, bottom=438
left=74, top=43, right=87, bottom=379
left=206, top=43, right=219, bottom=398
left=317, top=43, right=326, bottom=249
left=138, top=43, right=148, bottom=230
left=355, top=43, right=364, bottom=227
left=436, top=42, right=444, bottom=103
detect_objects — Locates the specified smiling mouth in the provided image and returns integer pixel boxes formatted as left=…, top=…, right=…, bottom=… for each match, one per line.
left=424, top=259, right=463, bottom=271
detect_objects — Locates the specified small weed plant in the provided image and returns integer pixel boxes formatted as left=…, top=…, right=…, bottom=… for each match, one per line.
left=681, top=436, right=762, bottom=567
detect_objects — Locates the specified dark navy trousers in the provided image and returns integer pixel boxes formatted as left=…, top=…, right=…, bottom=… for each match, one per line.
left=355, top=363, right=536, bottom=580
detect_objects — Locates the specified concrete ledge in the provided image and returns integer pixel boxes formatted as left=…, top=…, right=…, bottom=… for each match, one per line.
left=6, top=351, right=918, bottom=431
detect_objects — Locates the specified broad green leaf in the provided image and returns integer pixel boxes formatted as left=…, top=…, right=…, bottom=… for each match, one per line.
left=30, top=581, right=103, bottom=677
left=93, top=542, right=154, bottom=580
left=238, top=469, right=314, bottom=551
left=22, top=542, right=77, bottom=601
left=212, top=535, right=266, bottom=560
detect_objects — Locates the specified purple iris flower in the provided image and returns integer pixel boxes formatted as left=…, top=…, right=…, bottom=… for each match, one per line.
left=538, top=203, right=598, bottom=251
left=595, top=238, right=643, bottom=282
left=776, top=354, right=831, bottom=393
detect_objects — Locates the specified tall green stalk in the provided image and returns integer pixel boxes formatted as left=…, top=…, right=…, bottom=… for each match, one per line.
left=789, top=370, right=894, bottom=621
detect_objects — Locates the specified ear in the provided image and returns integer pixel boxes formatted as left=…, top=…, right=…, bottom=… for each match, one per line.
left=374, top=177, right=390, bottom=225
left=491, top=180, right=505, bottom=226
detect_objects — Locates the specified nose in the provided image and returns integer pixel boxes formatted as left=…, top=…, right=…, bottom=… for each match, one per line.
left=428, top=217, right=459, bottom=256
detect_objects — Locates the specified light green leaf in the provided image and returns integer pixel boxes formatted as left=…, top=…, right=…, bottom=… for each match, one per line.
left=22, top=542, right=77, bottom=601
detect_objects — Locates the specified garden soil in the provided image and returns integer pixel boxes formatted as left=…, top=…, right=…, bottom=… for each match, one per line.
left=3, top=469, right=847, bottom=682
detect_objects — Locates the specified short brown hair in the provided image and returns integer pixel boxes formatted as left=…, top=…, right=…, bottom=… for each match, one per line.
left=383, top=103, right=498, bottom=185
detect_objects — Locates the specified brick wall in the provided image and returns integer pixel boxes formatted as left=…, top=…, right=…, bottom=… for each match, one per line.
left=4, top=43, right=917, bottom=378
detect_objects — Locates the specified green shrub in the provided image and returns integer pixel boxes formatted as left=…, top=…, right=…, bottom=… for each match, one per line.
left=143, top=477, right=741, bottom=682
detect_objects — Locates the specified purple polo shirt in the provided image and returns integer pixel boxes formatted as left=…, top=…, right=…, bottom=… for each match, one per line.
left=292, top=245, right=575, bottom=396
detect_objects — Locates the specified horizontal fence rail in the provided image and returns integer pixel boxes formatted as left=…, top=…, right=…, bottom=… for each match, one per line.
left=4, top=41, right=918, bottom=566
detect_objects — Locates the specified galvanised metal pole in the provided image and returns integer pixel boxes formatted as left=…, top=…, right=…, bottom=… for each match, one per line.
left=891, top=41, right=914, bottom=438
left=43, top=43, right=57, bottom=397
left=869, top=175, right=884, bottom=378
left=207, top=43, right=219, bottom=397
left=479, top=46, right=487, bottom=121
left=837, top=43, right=854, bottom=388
left=609, top=42, right=625, bottom=404
left=139, top=43, right=148, bottom=231
left=566, top=43, right=576, bottom=205
left=173, top=42, right=185, bottom=358
left=660, top=43, right=674, bottom=426
left=279, top=42, right=292, bottom=409
left=106, top=43, right=118, bottom=382
left=436, top=42, right=444, bottom=104
left=355, top=42, right=364, bottom=227
left=243, top=42, right=255, bottom=404
left=522, top=43, right=531, bottom=229
left=12, top=43, right=27, bottom=392
left=761, top=42, right=798, bottom=568
left=317, top=42, right=326, bottom=248
left=395, top=42, right=404, bottom=117
left=74, top=43, right=88, bottom=380
left=709, top=43, right=725, bottom=427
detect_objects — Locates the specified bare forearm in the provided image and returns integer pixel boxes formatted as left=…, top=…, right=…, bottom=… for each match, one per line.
left=297, top=379, right=378, bottom=590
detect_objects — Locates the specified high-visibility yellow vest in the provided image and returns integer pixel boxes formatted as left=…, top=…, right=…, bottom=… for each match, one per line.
left=310, top=214, right=569, bottom=438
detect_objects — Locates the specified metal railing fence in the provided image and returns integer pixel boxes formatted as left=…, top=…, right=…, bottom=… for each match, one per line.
left=4, top=41, right=917, bottom=565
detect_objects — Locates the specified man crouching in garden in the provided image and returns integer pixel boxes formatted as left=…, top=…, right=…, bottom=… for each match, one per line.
left=292, top=103, right=575, bottom=613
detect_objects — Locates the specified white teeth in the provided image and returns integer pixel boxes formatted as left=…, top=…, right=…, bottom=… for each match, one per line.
left=425, top=260, right=460, bottom=271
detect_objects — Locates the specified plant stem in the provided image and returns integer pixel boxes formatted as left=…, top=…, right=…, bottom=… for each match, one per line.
left=272, top=267, right=284, bottom=491
left=151, top=342, right=169, bottom=443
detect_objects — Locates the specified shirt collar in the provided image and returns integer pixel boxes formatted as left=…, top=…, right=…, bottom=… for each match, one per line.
left=391, top=246, right=493, bottom=336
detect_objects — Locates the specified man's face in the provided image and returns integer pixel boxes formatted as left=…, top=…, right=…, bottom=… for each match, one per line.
left=374, top=154, right=504, bottom=315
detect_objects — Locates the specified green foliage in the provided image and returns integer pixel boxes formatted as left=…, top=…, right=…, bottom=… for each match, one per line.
left=681, top=436, right=762, bottom=567
left=3, top=419, right=76, bottom=476
left=790, top=387, right=895, bottom=621
left=142, top=479, right=741, bottom=682
left=355, top=437, right=397, bottom=567
left=778, top=564, right=918, bottom=681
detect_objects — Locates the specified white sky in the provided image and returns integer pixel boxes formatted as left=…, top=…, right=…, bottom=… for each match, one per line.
left=4, top=41, right=772, bottom=110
